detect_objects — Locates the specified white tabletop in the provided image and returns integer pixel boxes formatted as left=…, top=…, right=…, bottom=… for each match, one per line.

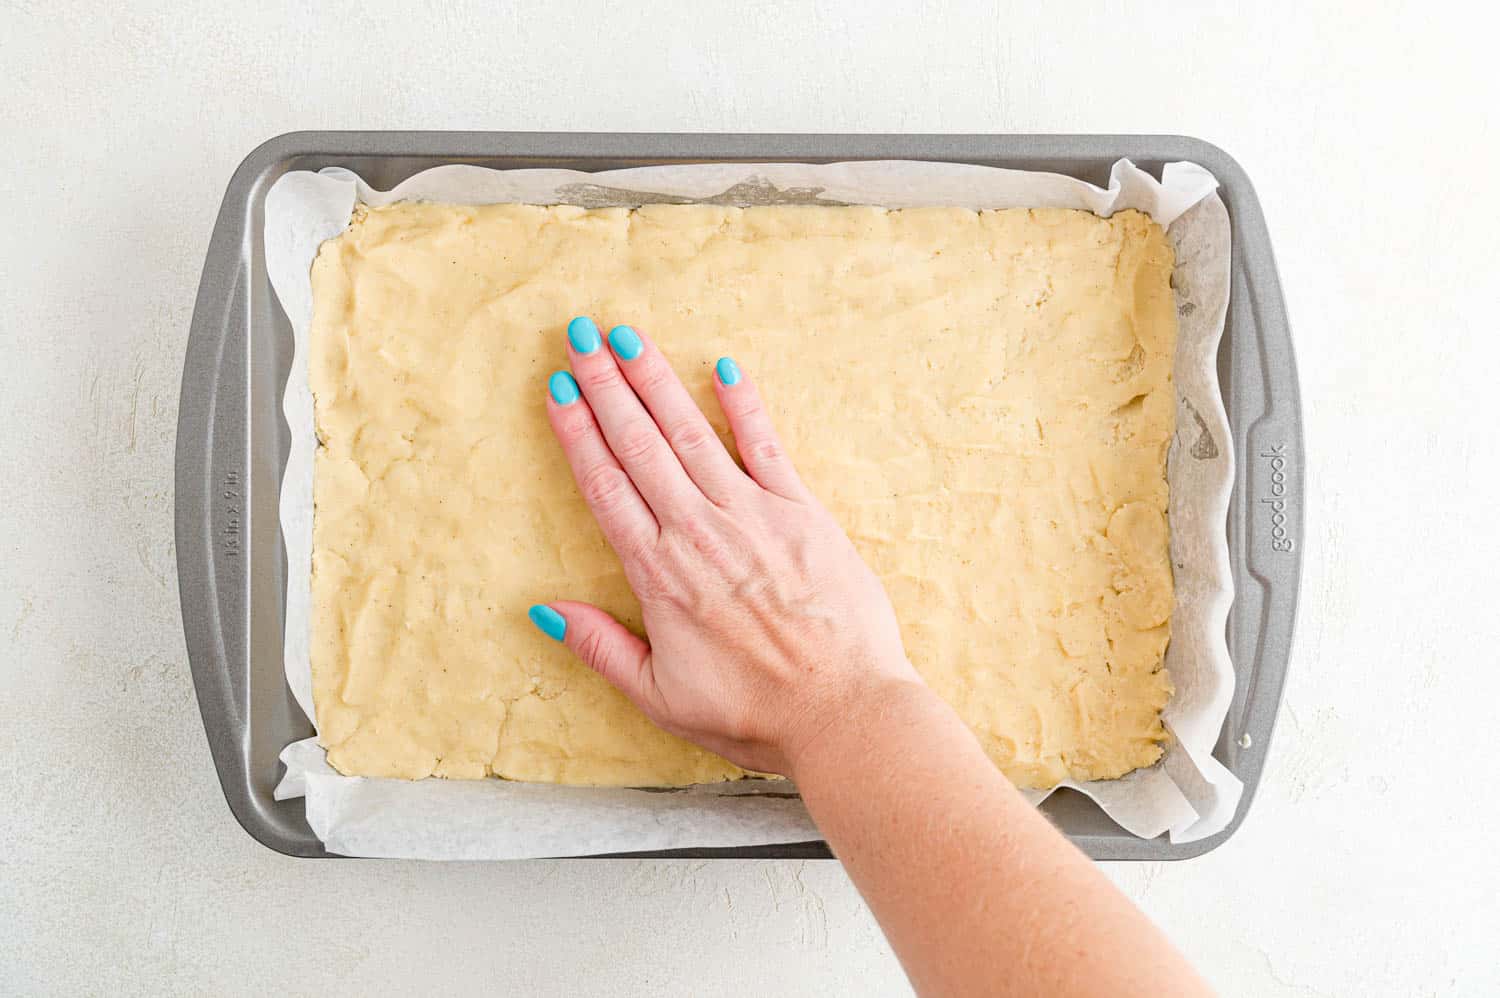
left=4, top=2, right=1496, bottom=994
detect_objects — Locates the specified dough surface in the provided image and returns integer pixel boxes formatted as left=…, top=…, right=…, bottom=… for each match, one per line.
left=308, top=202, right=1175, bottom=789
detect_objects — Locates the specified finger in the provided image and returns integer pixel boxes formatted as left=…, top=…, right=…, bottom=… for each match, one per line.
left=564, top=316, right=702, bottom=519
left=712, top=357, right=810, bottom=502
left=527, top=601, right=654, bottom=707
left=604, top=325, right=744, bottom=504
left=546, top=369, right=659, bottom=558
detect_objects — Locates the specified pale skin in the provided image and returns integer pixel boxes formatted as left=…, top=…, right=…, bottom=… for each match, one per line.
left=535, top=316, right=1212, bottom=998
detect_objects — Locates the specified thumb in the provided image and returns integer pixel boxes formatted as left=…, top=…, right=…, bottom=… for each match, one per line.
left=527, top=601, right=652, bottom=704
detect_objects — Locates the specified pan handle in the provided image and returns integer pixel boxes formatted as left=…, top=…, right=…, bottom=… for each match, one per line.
left=175, top=181, right=273, bottom=846
left=1221, top=171, right=1304, bottom=823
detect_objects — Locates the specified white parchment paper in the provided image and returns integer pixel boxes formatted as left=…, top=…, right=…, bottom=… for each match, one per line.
left=266, top=159, right=1239, bottom=859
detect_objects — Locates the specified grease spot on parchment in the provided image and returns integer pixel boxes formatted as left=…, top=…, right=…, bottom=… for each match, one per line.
left=1183, top=397, right=1219, bottom=459
left=553, top=176, right=848, bottom=209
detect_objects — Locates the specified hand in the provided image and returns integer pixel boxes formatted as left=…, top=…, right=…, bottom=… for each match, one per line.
left=529, top=316, right=924, bottom=776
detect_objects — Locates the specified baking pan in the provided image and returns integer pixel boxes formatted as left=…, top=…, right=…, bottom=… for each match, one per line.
left=175, top=132, right=1303, bottom=860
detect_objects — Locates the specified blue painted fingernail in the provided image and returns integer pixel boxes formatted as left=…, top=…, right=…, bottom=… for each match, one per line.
left=715, top=356, right=742, bottom=386
left=528, top=604, right=567, bottom=641
left=548, top=370, right=580, bottom=405
left=608, top=325, right=643, bottom=361
left=567, top=316, right=601, bottom=354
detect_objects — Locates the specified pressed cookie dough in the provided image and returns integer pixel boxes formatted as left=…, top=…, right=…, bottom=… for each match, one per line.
left=307, top=202, right=1176, bottom=789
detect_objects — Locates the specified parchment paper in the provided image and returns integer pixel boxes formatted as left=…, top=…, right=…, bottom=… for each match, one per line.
left=266, top=159, right=1239, bottom=859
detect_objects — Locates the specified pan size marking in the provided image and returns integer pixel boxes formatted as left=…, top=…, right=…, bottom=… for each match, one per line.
left=222, top=471, right=241, bottom=558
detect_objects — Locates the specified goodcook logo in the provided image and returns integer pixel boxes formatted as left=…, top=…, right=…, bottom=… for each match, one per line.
left=1259, top=444, right=1294, bottom=553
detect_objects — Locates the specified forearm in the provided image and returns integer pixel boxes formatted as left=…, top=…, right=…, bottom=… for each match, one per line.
left=790, top=678, right=1212, bottom=998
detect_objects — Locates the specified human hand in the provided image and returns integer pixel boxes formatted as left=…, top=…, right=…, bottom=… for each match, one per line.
left=527, top=316, right=924, bottom=777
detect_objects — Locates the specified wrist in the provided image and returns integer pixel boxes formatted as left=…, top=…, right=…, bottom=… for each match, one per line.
left=782, top=670, right=938, bottom=783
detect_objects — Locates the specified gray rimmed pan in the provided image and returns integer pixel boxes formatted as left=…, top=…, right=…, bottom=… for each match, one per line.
left=175, top=132, right=1302, bottom=860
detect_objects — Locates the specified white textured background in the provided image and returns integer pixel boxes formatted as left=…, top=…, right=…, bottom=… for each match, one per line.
left=3, top=2, right=1497, bottom=995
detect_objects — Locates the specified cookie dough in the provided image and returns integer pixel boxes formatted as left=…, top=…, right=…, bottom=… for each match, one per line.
left=307, top=202, right=1175, bottom=789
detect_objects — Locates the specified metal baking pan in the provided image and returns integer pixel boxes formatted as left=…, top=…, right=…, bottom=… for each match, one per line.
left=175, top=132, right=1302, bottom=860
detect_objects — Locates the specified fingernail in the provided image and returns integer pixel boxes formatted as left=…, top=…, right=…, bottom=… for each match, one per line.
left=567, top=316, right=601, bottom=354
left=527, top=604, right=567, bottom=642
left=608, top=325, right=643, bottom=361
left=715, top=356, right=742, bottom=386
left=548, top=370, right=580, bottom=405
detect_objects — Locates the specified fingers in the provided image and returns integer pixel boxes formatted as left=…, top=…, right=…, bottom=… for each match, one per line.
left=527, top=601, right=654, bottom=707
left=564, top=317, right=703, bottom=519
left=601, top=324, right=744, bottom=504
left=712, top=357, right=810, bottom=502
left=545, top=370, right=659, bottom=558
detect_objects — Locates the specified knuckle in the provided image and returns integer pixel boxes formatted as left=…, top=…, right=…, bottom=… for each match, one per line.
left=579, top=464, right=631, bottom=511
left=556, top=411, right=595, bottom=445
left=574, top=627, right=619, bottom=677
left=637, top=359, right=674, bottom=394
left=728, top=395, right=763, bottom=420
left=627, top=552, right=674, bottom=598
left=619, top=532, right=658, bottom=566
left=652, top=583, right=697, bottom=615
left=678, top=516, right=724, bottom=557
left=574, top=627, right=606, bottom=666
left=580, top=365, right=624, bottom=392
left=666, top=419, right=715, bottom=455
left=614, top=425, right=661, bottom=464
left=746, top=436, right=785, bottom=465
